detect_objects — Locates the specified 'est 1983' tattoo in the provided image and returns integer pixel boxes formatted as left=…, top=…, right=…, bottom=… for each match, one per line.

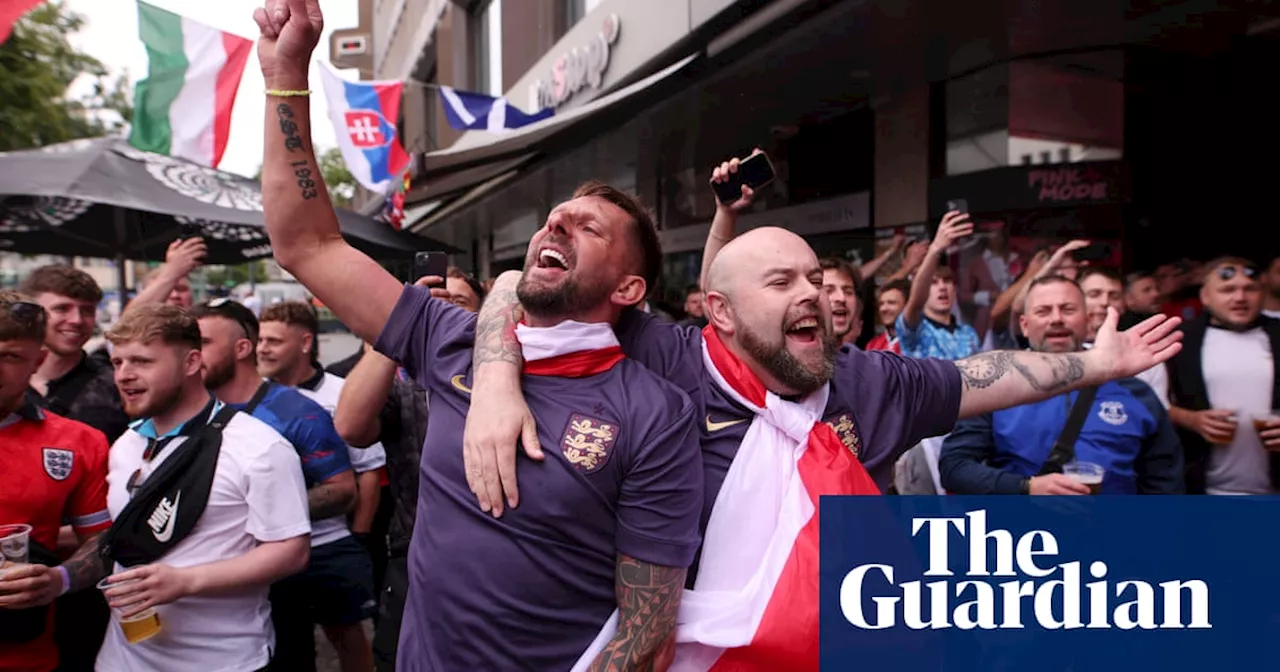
left=276, top=104, right=317, bottom=199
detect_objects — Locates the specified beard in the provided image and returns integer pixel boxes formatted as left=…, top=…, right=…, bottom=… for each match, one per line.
left=202, top=357, right=235, bottom=391
left=738, top=319, right=838, bottom=396
left=122, top=378, right=183, bottom=420
left=517, top=271, right=615, bottom=320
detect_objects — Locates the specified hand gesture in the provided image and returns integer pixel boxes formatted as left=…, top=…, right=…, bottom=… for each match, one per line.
left=891, top=232, right=906, bottom=251
left=1025, top=248, right=1052, bottom=279
left=102, top=564, right=194, bottom=619
left=165, top=237, right=207, bottom=277
left=1192, top=409, right=1239, bottom=445
left=0, top=564, right=60, bottom=609
left=1041, top=240, right=1090, bottom=277
left=462, top=380, right=543, bottom=518
left=253, top=0, right=324, bottom=85
left=929, top=211, right=973, bottom=256
left=709, top=149, right=761, bottom=214
left=902, top=239, right=929, bottom=270
left=414, top=275, right=452, bottom=301
left=1090, top=308, right=1184, bottom=380
left=1258, top=419, right=1280, bottom=451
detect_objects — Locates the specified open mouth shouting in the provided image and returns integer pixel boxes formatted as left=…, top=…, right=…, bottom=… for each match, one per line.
left=531, top=245, right=572, bottom=278
left=785, top=315, right=822, bottom=346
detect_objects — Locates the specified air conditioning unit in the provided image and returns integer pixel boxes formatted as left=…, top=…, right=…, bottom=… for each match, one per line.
left=336, top=36, right=368, bottom=57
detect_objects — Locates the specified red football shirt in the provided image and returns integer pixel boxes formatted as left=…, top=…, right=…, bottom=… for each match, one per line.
left=0, top=405, right=111, bottom=672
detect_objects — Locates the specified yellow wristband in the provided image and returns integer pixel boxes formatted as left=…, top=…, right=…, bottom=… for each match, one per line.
left=265, top=89, right=311, bottom=97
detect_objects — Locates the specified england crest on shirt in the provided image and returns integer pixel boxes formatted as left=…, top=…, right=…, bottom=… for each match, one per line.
left=1098, top=401, right=1128, bottom=426
left=560, top=414, right=618, bottom=474
left=42, top=448, right=74, bottom=481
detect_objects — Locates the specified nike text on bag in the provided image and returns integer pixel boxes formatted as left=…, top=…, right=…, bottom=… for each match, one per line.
left=98, top=406, right=237, bottom=569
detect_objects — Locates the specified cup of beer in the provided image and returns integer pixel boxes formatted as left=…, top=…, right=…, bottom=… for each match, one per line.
left=1063, top=461, right=1105, bottom=494
left=97, top=576, right=162, bottom=644
left=1253, top=411, right=1280, bottom=451
left=0, top=524, right=31, bottom=566
left=1214, top=410, right=1239, bottom=445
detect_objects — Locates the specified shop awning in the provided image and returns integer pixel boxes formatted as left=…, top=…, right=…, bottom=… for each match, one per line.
left=407, top=154, right=535, bottom=203
left=408, top=167, right=525, bottom=234
left=418, top=53, right=701, bottom=181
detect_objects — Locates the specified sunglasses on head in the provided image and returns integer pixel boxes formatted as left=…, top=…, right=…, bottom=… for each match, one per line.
left=203, top=298, right=257, bottom=341
left=2, top=299, right=44, bottom=326
left=1217, top=266, right=1257, bottom=281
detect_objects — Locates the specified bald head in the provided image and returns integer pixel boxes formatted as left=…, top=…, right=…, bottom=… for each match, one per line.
left=706, top=227, right=818, bottom=298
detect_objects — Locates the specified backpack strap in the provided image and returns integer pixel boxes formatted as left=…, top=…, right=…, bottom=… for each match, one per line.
left=243, top=382, right=272, bottom=415
left=1037, top=386, right=1099, bottom=476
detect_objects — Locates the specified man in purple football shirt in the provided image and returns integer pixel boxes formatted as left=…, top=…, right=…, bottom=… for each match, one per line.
left=461, top=155, right=1186, bottom=514
left=253, top=4, right=702, bottom=670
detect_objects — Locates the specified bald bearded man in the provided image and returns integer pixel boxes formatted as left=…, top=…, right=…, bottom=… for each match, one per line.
left=461, top=224, right=1184, bottom=669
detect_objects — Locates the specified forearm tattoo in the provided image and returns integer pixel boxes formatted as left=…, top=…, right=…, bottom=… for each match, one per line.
left=472, top=283, right=524, bottom=367
left=308, top=481, right=352, bottom=520
left=275, top=104, right=318, bottom=200
left=63, top=533, right=108, bottom=594
left=955, top=350, right=1086, bottom=393
left=590, top=555, right=686, bottom=672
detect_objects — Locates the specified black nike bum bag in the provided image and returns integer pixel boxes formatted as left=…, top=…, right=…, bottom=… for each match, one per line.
left=97, top=405, right=235, bottom=571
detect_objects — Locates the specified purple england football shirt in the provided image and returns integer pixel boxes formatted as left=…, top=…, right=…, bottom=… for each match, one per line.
left=375, top=286, right=704, bottom=671
left=614, top=309, right=962, bottom=514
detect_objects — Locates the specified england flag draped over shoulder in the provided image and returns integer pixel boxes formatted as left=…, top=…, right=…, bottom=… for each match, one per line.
left=318, top=61, right=411, bottom=193
left=438, top=86, right=554, bottom=132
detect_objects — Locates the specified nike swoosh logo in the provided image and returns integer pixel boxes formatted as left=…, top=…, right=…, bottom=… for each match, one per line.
left=450, top=375, right=472, bottom=394
left=153, top=492, right=180, bottom=543
left=706, top=416, right=747, bottom=432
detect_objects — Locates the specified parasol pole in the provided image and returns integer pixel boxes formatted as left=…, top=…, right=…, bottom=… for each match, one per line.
left=114, top=209, right=129, bottom=313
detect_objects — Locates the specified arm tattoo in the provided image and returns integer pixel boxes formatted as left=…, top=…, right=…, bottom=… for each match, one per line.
left=307, top=481, right=353, bottom=520
left=62, top=533, right=108, bottom=594
left=472, top=284, right=525, bottom=367
left=955, top=350, right=1086, bottom=393
left=590, top=554, right=686, bottom=672
left=275, top=104, right=318, bottom=200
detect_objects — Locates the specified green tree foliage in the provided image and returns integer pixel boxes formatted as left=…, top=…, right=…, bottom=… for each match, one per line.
left=0, top=1, right=134, bottom=151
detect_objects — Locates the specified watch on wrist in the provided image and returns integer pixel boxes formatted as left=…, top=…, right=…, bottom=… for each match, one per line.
left=1020, top=478, right=1032, bottom=495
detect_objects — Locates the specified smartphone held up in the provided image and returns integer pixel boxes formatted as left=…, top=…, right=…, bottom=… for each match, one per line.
left=713, top=151, right=777, bottom=205
left=414, top=251, right=449, bottom=287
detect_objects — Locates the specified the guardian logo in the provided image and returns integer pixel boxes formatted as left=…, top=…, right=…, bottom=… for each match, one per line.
left=840, top=510, right=1211, bottom=631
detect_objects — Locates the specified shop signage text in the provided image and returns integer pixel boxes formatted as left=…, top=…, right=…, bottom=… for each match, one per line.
left=1028, top=166, right=1111, bottom=204
left=529, top=14, right=621, bottom=111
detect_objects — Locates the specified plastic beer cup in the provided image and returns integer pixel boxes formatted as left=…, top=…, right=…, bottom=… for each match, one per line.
left=1252, top=411, right=1280, bottom=451
left=0, top=524, right=31, bottom=566
left=97, top=576, right=162, bottom=644
left=1063, top=461, right=1104, bottom=495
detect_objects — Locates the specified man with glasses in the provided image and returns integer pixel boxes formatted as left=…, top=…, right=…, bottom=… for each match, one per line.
left=1168, top=257, right=1280, bottom=494
left=95, top=304, right=310, bottom=671
left=191, top=299, right=362, bottom=672
left=0, top=292, right=112, bottom=672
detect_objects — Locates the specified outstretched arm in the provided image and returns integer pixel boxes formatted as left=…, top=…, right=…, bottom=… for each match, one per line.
left=588, top=555, right=686, bottom=672
left=254, top=0, right=402, bottom=345
left=956, top=309, right=1183, bottom=418
left=698, top=151, right=758, bottom=289
left=463, top=270, right=542, bottom=518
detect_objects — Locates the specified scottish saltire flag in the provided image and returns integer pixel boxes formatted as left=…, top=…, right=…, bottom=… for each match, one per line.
left=438, top=86, right=553, bottom=132
left=318, top=61, right=410, bottom=193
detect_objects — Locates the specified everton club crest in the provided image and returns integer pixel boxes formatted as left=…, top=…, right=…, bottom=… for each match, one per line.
left=42, top=448, right=74, bottom=481
left=560, top=414, right=618, bottom=473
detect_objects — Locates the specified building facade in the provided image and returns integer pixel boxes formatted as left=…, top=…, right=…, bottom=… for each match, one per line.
left=332, top=0, right=1280, bottom=317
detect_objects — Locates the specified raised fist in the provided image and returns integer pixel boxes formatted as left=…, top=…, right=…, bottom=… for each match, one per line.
left=253, top=0, right=324, bottom=86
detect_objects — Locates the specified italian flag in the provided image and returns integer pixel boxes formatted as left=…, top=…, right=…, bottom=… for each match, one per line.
left=129, top=1, right=252, bottom=168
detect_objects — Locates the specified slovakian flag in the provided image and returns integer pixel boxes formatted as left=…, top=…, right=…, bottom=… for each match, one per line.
left=438, top=86, right=553, bottom=132
left=318, top=60, right=411, bottom=194
left=0, top=0, right=43, bottom=45
left=572, top=328, right=881, bottom=672
left=129, top=2, right=252, bottom=168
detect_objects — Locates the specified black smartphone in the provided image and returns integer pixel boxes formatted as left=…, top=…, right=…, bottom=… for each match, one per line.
left=945, top=199, right=969, bottom=215
left=414, top=251, right=449, bottom=286
left=1072, top=242, right=1113, bottom=263
left=178, top=222, right=202, bottom=240
left=712, top=152, right=777, bottom=205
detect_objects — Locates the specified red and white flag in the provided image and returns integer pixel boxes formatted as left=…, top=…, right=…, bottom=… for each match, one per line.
left=0, top=0, right=44, bottom=45
left=573, top=327, right=880, bottom=672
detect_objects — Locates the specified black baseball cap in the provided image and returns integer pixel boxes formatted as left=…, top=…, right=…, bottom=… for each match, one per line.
left=192, top=298, right=259, bottom=342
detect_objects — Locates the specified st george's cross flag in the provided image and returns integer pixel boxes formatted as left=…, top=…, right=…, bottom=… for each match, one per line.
left=572, top=327, right=881, bottom=671
left=129, top=2, right=252, bottom=168
left=318, top=60, right=411, bottom=194
left=0, top=0, right=44, bottom=46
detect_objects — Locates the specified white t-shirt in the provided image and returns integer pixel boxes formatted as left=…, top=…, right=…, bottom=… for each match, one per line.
left=298, top=371, right=388, bottom=475
left=96, top=407, right=311, bottom=672
left=1202, top=326, right=1275, bottom=495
